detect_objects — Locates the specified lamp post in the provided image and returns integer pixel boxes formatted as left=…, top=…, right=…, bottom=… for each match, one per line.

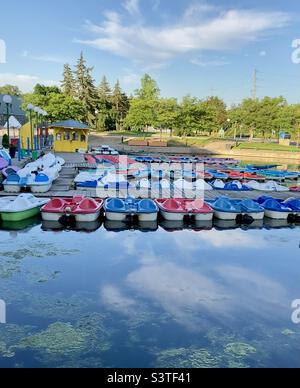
left=27, top=104, right=34, bottom=151
left=2, top=94, right=12, bottom=142
left=34, top=106, right=41, bottom=149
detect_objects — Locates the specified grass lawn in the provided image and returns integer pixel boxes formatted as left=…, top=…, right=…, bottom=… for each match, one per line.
left=235, top=142, right=300, bottom=153
left=99, top=131, right=156, bottom=137
left=167, top=137, right=214, bottom=148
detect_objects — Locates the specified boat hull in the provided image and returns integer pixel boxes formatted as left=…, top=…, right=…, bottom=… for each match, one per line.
left=0, top=207, right=41, bottom=222
left=30, top=184, right=52, bottom=194
left=75, top=211, right=101, bottom=223
left=264, top=210, right=290, bottom=220
left=160, top=210, right=213, bottom=222
left=105, top=211, right=158, bottom=222
left=3, top=185, right=21, bottom=193
left=213, top=211, right=264, bottom=221
left=41, top=212, right=62, bottom=222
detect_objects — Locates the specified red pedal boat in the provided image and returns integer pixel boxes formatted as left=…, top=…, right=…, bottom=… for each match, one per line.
left=156, top=198, right=214, bottom=221
left=220, top=170, right=244, bottom=180
left=243, top=172, right=265, bottom=181
left=289, top=186, right=300, bottom=192
left=41, top=196, right=103, bottom=223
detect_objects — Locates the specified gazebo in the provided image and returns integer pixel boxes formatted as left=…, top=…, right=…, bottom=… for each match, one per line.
left=50, top=119, right=90, bottom=153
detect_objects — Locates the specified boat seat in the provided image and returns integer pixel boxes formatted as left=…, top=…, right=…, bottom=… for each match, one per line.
left=35, top=173, right=50, bottom=183
left=107, top=198, right=126, bottom=211
left=72, top=195, right=85, bottom=204
left=163, top=199, right=182, bottom=211
left=6, top=174, right=20, bottom=183
left=138, top=199, right=157, bottom=212
left=78, top=198, right=99, bottom=210
left=45, top=198, right=68, bottom=211
left=186, top=199, right=204, bottom=211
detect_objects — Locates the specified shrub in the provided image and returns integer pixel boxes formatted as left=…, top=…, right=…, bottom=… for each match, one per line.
left=2, top=134, right=9, bottom=149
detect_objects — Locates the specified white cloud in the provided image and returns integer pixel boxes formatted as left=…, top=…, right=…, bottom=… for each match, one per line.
left=101, top=285, right=136, bottom=316
left=191, top=57, right=230, bottom=67
left=183, top=1, right=218, bottom=22
left=123, top=0, right=140, bottom=16
left=77, top=5, right=289, bottom=68
left=259, top=50, right=267, bottom=57
left=122, top=72, right=141, bottom=86
left=22, top=51, right=65, bottom=63
left=0, top=73, right=59, bottom=93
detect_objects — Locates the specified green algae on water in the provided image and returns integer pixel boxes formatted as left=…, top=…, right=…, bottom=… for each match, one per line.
left=0, top=341, right=15, bottom=358
left=281, top=329, right=296, bottom=337
left=0, top=242, right=79, bottom=279
left=224, top=343, right=257, bottom=358
left=19, top=292, right=95, bottom=321
left=17, top=322, right=87, bottom=356
left=156, top=348, right=220, bottom=368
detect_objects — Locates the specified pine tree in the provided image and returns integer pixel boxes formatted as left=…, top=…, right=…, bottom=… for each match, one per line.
left=96, top=76, right=113, bottom=131
left=61, top=64, right=76, bottom=97
left=112, top=80, right=129, bottom=131
left=98, top=76, right=111, bottom=100
left=75, top=53, right=97, bottom=126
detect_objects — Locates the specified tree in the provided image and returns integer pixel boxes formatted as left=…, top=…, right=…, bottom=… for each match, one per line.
left=157, top=98, right=179, bottom=135
left=33, top=84, right=61, bottom=96
left=0, top=85, right=22, bottom=97
left=75, top=53, right=97, bottom=126
left=61, top=64, right=76, bottom=97
left=98, top=76, right=111, bottom=100
left=199, top=97, right=227, bottom=135
left=22, top=85, right=85, bottom=123
left=229, top=98, right=261, bottom=139
left=96, top=76, right=113, bottom=131
left=228, top=97, right=290, bottom=140
left=45, top=94, right=85, bottom=122
left=111, top=80, right=129, bottom=131
left=177, top=96, right=205, bottom=136
left=135, top=74, right=160, bottom=100
left=125, top=74, right=160, bottom=131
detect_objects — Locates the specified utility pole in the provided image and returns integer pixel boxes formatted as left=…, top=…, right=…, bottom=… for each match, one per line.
left=251, top=69, right=257, bottom=100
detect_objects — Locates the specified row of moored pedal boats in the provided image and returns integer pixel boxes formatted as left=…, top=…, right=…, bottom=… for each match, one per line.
left=2, top=153, right=65, bottom=194
left=1, top=195, right=300, bottom=224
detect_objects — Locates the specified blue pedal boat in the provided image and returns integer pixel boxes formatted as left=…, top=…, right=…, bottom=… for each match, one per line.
left=256, top=196, right=293, bottom=220
left=222, top=181, right=252, bottom=191
left=208, top=197, right=265, bottom=221
left=282, top=198, right=300, bottom=215
left=104, top=197, right=159, bottom=222
left=3, top=174, right=23, bottom=193
left=206, top=170, right=229, bottom=180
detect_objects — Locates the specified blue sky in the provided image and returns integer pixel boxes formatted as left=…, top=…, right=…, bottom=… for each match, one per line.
left=0, top=0, right=299, bottom=106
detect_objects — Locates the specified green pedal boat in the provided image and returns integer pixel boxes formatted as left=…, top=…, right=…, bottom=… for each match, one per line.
left=0, top=194, right=49, bottom=222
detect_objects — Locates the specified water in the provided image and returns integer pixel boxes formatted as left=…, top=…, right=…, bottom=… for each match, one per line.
left=0, top=218, right=300, bottom=368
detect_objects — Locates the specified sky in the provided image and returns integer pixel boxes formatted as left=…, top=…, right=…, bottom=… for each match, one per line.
left=0, top=0, right=299, bottom=106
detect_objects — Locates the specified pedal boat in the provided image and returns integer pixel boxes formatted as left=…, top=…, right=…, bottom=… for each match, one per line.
left=156, top=198, right=214, bottom=221
left=41, top=196, right=103, bottom=222
left=104, top=197, right=159, bottom=222
left=208, top=197, right=265, bottom=221
left=0, top=194, right=49, bottom=222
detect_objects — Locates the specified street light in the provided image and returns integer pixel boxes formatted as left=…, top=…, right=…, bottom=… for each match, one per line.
left=2, top=94, right=12, bottom=141
left=27, top=104, right=34, bottom=151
